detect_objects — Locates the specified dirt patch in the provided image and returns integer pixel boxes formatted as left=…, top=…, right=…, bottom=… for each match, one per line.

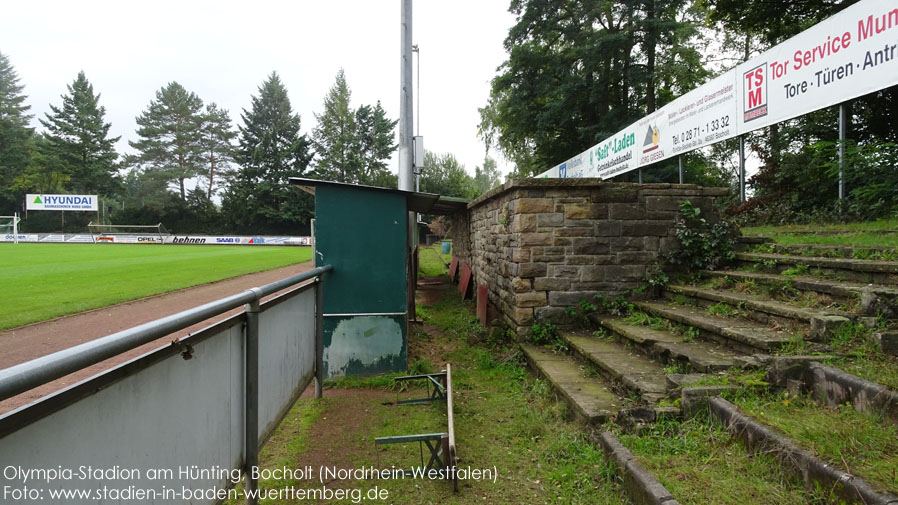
left=416, top=275, right=450, bottom=306
left=0, top=262, right=313, bottom=414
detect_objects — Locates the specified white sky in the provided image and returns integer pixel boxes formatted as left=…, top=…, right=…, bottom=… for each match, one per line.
left=1, top=0, right=517, bottom=184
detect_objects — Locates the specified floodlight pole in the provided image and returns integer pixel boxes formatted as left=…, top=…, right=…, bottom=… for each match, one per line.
left=400, top=0, right=416, bottom=321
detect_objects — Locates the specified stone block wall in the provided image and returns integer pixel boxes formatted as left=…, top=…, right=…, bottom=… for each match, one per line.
left=449, top=178, right=728, bottom=335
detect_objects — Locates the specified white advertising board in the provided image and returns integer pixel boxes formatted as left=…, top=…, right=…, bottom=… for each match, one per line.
left=26, top=194, right=98, bottom=211
left=735, top=0, right=898, bottom=133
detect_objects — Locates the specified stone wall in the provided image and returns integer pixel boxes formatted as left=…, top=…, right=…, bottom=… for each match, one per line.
left=450, top=178, right=728, bottom=335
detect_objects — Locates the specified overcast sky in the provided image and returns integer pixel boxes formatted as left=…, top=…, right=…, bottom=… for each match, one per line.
left=1, top=1, right=517, bottom=183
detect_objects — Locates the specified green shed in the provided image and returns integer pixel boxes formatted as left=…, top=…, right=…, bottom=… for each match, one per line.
left=290, top=178, right=464, bottom=378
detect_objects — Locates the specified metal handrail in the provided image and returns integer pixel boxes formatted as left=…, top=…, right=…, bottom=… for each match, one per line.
left=0, top=265, right=333, bottom=402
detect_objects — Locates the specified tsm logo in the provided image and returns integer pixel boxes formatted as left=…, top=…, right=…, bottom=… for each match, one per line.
left=743, top=63, right=768, bottom=122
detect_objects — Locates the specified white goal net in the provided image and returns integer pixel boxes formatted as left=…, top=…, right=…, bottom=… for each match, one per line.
left=87, top=222, right=170, bottom=244
left=0, top=214, right=21, bottom=243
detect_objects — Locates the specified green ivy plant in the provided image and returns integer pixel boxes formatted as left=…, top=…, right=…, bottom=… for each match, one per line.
left=667, top=200, right=736, bottom=271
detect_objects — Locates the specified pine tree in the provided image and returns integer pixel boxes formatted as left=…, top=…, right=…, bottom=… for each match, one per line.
left=312, top=69, right=359, bottom=183
left=222, top=72, right=313, bottom=233
left=355, top=101, right=398, bottom=187
left=129, top=82, right=206, bottom=200
left=0, top=51, right=33, bottom=211
left=40, top=71, right=120, bottom=195
left=201, top=102, right=235, bottom=199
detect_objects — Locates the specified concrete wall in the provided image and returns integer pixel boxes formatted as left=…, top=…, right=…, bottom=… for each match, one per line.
left=450, top=178, right=728, bottom=335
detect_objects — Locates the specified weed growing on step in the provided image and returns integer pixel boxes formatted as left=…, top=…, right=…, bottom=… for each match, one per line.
left=692, top=369, right=768, bottom=388
left=595, top=295, right=634, bottom=317
left=667, top=200, right=737, bottom=271
left=707, top=302, right=745, bottom=318
left=617, top=415, right=822, bottom=505
left=564, top=298, right=598, bottom=327
left=781, top=263, right=810, bottom=277
left=625, top=310, right=667, bottom=330
left=734, top=278, right=759, bottom=294
left=708, top=275, right=733, bottom=290
left=662, top=361, right=692, bottom=375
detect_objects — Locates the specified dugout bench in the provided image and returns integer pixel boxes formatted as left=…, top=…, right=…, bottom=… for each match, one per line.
left=375, top=363, right=458, bottom=492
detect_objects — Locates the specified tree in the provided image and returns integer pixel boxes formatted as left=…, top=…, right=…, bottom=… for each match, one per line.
left=40, top=71, right=120, bottom=195
left=419, top=151, right=477, bottom=199
left=354, top=101, right=398, bottom=187
left=129, top=82, right=206, bottom=200
left=222, top=72, right=313, bottom=233
left=312, top=69, right=358, bottom=183
left=0, top=51, right=33, bottom=212
left=201, top=102, right=236, bottom=198
left=480, top=0, right=707, bottom=177
left=473, top=155, right=502, bottom=195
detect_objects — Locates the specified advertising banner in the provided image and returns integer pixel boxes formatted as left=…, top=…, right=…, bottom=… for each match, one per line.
left=735, top=0, right=898, bottom=133
left=26, top=194, right=98, bottom=211
left=538, top=0, right=898, bottom=180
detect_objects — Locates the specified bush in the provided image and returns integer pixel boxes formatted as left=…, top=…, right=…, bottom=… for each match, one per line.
left=667, top=200, right=736, bottom=270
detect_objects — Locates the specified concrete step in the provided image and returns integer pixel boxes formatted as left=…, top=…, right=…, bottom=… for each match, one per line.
left=561, top=331, right=668, bottom=402
left=703, top=269, right=898, bottom=317
left=735, top=252, right=898, bottom=285
left=595, top=316, right=741, bottom=372
left=665, top=284, right=846, bottom=330
left=519, top=343, right=620, bottom=424
left=634, top=300, right=796, bottom=353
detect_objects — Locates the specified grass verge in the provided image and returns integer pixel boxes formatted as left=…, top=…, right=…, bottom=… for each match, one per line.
left=0, top=243, right=311, bottom=330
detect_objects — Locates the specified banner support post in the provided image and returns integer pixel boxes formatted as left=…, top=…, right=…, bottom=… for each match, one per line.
left=738, top=135, right=746, bottom=203
left=678, top=155, right=684, bottom=184
left=838, top=102, right=847, bottom=201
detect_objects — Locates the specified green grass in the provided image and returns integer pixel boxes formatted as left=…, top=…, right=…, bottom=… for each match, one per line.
left=418, top=243, right=452, bottom=277
left=736, top=392, right=898, bottom=494
left=238, top=286, right=630, bottom=504
left=0, top=243, right=312, bottom=330
left=742, top=218, right=898, bottom=235
left=761, top=233, right=898, bottom=248
left=618, top=415, right=824, bottom=505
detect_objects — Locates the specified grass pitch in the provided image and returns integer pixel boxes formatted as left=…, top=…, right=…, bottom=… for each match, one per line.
left=0, top=243, right=312, bottom=330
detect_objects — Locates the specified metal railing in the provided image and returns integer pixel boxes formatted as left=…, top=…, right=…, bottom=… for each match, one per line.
left=0, top=264, right=332, bottom=505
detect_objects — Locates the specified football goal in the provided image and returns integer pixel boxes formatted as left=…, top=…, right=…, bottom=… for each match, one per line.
left=88, top=222, right=170, bottom=244
left=0, top=214, right=21, bottom=244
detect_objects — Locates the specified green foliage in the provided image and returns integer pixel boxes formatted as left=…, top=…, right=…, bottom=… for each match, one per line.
left=781, top=263, right=810, bottom=277
left=706, top=302, right=743, bottom=318
left=407, top=358, right=435, bottom=375
left=480, top=0, right=709, bottom=177
left=129, top=81, right=207, bottom=201
left=201, top=102, right=236, bottom=199
left=0, top=51, right=33, bottom=213
left=644, top=263, right=669, bottom=290
left=419, top=151, right=478, bottom=199
left=222, top=72, right=313, bottom=234
left=667, top=200, right=736, bottom=270
left=596, top=295, right=634, bottom=317
left=311, top=69, right=397, bottom=187
left=39, top=71, right=120, bottom=196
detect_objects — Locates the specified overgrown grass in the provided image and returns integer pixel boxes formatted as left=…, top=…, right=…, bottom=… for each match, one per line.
left=618, top=415, right=822, bottom=505
left=736, top=392, right=898, bottom=494
left=0, top=243, right=311, bottom=330
left=240, top=283, right=630, bottom=504
left=742, top=219, right=898, bottom=235
left=418, top=243, right=452, bottom=277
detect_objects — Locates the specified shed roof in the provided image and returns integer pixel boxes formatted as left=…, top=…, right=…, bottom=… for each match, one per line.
left=289, top=177, right=469, bottom=215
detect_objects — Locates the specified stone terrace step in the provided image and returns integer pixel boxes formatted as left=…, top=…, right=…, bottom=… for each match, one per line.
left=766, top=243, right=898, bottom=259
left=595, top=316, right=741, bottom=372
left=561, top=331, right=668, bottom=402
left=519, top=343, right=620, bottom=424
left=736, top=252, right=898, bottom=284
left=634, top=300, right=796, bottom=353
left=665, top=284, right=843, bottom=328
left=703, top=269, right=898, bottom=317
